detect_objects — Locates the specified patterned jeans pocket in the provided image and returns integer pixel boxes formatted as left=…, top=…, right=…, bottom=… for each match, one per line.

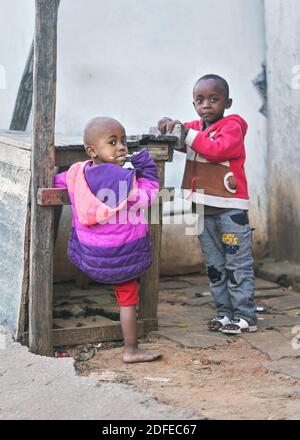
left=230, top=211, right=249, bottom=226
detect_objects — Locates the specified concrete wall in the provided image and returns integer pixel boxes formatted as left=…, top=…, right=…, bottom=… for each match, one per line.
left=265, top=0, right=300, bottom=263
left=0, top=0, right=268, bottom=275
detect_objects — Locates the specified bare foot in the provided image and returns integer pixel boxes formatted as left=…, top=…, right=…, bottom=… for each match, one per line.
left=123, top=348, right=162, bottom=363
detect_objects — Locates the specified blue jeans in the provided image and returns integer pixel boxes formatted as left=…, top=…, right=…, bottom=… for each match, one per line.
left=198, top=209, right=257, bottom=325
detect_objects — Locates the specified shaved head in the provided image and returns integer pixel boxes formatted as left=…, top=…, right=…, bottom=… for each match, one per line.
left=83, top=116, right=125, bottom=147
left=83, top=116, right=128, bottom=165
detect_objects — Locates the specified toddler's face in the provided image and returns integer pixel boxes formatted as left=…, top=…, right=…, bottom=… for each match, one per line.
left=87, top=122, right=128, bottom=166
left=193, top=79, right=232, bottom=127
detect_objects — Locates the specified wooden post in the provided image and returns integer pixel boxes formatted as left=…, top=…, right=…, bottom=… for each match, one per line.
left=29, top=0, right=59, bottom=355
left=138, top=158, right=165, bottom=331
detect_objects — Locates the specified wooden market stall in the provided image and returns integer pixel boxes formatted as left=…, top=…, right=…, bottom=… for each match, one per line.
left=0, top=128, right=177, bottom=355
left=0, top=0, right=178, bottom=356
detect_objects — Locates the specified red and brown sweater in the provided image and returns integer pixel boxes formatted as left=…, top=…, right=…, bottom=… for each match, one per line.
left=180, top=114, right=249, bottom=210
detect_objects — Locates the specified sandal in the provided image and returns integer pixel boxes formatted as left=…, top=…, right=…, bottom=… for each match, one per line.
left=207, top=315, right=231, bottom=332
left=221, top=318, right=257, bottom=334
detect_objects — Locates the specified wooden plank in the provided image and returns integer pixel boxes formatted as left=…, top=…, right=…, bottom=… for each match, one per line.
left=37, top=186, right=175, bottom=206
left=127, top=133, right=178, bottom=145
left=0, top=142, right=31, bottom=169
left=0, top=130, right=175, bottom=158
left=16, top=208, right=30, bottom=342
left=23, top=320, right=145, bottom=347
left=0, top=162, right=31, bottom=336
left=138, top=161, right=165, bottom=321
left=29, top=0, right=59, bottom=356
left=0, top=133, right=31, bottom=150
left=55, top=143, right=172, bottom=166
left=53, top=320, right=145, bottom=347
left=149, top=124, right=186, bottom=150
left=147, top=144, right=173, bottom=162
left=37, top=188, right=70, bottom=206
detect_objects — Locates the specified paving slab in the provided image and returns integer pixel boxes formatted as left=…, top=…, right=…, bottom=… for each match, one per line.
left=255, top=278, right=282, bottom=290
left=158, top=289, right=188, bottom=304
left=183, top=285, right=212, bottom=297
left=254, top=289, right=286, bottom=299
left=257, top=315, right=300, bottom=330
left=261, top=293, right=300, bottom=311
left=71, top=288, right=113, bottom=297
left=160, top=286, right=213, bottom=300
left=242, top=330, right=300, bottom=360
left=263, top=359, right=300, bottom=380
left=256, top=260, right=300, bottom=293
left=151, top=328, right=229, bottom=348
left=83, top=295, right=115, bottom=306
left=181, top=297, right=214, bottom=306
left=159, top=280, right=193, bottom=290
left=160, top=305, right=215, bottom=323
left=175, top=274, right=208, bottom=286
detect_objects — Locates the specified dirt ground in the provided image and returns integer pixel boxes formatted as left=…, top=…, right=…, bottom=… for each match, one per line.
left=72, top=336, right=300, bottom=420
left=56, top=274, right=300, bottom=420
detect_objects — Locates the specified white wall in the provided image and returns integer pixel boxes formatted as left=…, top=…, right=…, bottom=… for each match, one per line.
left=0, top=0, right=268, bottom=255
left=0, top=0, right=34, bottom=127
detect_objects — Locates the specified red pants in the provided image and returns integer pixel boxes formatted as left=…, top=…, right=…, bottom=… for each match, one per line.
left=113, top=279, right=138, bottom=307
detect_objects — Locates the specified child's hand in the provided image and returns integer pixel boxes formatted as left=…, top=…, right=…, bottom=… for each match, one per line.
left=157, top=117, right=183, bottom=135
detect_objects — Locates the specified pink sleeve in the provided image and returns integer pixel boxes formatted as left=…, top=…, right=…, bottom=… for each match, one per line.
left=128, top=178, right=159, bottom=210
left=137, top=178, right=159, bottom=207
left=54, top=171, right=68, bottom=189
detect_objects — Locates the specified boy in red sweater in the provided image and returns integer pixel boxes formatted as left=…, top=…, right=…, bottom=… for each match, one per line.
left=158, top=74, right=257, bottom=334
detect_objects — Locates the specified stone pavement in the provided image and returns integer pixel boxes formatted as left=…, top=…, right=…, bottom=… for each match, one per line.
left=2, top=272, right=300, bottom=420
left=53, top=273, right=300, bottom=381
left=256, top=258, right=300, bottom=292
left=151, top=274, right=300, bottom=379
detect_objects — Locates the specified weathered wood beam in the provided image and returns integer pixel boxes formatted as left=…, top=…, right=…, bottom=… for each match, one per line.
left=37, top=188, right=71, bottom=206
left=138, top=161, right=165, bottom=323
left=23, top=320, right=146, bottom=347
left=148, top=124, right=186, bottom=150
left=16, top=209, right=30, bottom=342
left=37, top=186, right=175, bottom=206
left=29, top=0, right=59, bottom=356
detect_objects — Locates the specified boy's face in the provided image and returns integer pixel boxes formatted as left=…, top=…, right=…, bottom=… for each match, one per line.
left=193, top=79, right=232, bottom=127
left=85, top=121, right=128, bottom=166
